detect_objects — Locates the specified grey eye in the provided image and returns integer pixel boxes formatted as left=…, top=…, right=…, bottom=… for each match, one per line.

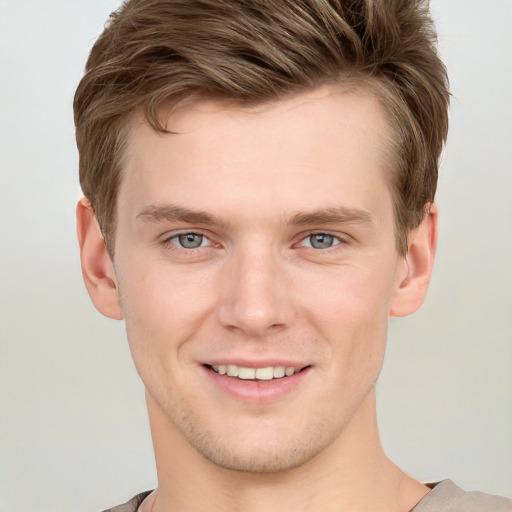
left=308, top=233, right=336, bottom=249
left=176, top=233, right=204, bottom=249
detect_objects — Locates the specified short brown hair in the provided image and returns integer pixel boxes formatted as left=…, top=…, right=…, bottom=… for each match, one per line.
left=74, top=0, right=449, bottom=256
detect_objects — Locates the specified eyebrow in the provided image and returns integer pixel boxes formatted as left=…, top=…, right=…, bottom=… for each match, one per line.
left=137, top=204, right=229, bottom=228
left=137, top=204, right=373, bottom=229
left=289, top=207, right=373, bottom=227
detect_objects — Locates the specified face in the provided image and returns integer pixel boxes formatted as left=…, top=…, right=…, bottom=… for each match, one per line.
left=110, top=87, right=410, bottom=472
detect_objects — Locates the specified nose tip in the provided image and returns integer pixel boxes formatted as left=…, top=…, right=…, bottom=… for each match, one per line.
left=215, top=252, right=294, bottom=337
left=230, top=304, right=284, bottom=335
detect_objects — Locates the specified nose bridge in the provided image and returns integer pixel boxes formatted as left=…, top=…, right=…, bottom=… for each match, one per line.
left=216, top=242, right=293, bottom=336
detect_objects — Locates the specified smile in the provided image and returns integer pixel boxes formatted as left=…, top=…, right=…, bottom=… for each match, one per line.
left=203, top=363, right=311, bottom=404
left=208, top=364, right=303, bottom=381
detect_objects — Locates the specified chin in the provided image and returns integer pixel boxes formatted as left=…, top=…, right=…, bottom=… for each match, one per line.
left=176, top=413, right=343, bottom=474
left=198, top=441, right=314, bottom=473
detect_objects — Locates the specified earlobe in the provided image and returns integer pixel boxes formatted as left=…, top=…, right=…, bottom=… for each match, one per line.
left=76, top=198, right=123, bottom=320
left=390, top=204, right=438, bottom=317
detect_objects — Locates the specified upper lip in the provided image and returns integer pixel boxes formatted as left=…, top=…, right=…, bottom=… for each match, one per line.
left=202, top=359, right=310, bottom=370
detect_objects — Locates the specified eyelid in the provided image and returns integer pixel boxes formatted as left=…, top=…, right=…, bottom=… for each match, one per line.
left=160, top=229, right=218, bottom=249
left=295, top=230, right=349, bottom=244
left=158, top=228, right=351, bottom=251
left=171, top=233, right=210, bottom=248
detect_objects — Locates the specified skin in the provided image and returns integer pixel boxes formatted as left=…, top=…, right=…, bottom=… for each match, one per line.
left=78, top=85, right=437, bottom=512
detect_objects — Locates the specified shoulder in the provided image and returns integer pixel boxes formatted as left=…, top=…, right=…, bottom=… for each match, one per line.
left=413, top=480, right=512, bottom=512
left=101, top=491, right=152, bottom=512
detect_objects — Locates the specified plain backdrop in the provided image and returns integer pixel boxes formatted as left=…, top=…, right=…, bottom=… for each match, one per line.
left=0, top=1, right=511, bottom=511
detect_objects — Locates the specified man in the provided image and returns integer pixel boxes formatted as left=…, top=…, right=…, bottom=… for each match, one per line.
left=74, top=1, right=511, bottom=511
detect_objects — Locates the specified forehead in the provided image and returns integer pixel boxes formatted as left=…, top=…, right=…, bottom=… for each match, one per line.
left=120, top=85, right=394, bottom=222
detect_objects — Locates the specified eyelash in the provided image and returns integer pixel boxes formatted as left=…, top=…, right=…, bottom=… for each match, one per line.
left=161, top=230, right=216, bottom=252
left=159, top=230, right=348, bottom=253
left=300, top=231, right=347, bottom=249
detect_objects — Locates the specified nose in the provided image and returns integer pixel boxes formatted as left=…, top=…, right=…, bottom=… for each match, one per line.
left=215, top=246, right=296, bottom=338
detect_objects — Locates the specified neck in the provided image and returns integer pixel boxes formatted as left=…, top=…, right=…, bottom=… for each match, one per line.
left=142, top=389, right=428, bottom=512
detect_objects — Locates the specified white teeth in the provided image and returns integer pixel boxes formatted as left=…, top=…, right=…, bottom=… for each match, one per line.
left=226, top=364, right=238, bottom=377
left=238, top=367, right=256, bottom=380
left=273, top=366, right=285, bottom=378
left=211, top=364, right=302, bottom=380
left=255, top=367, right=274, bottom=380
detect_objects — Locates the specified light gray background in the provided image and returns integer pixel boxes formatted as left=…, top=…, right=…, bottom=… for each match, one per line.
left=0, top=1, right=511, bottom=511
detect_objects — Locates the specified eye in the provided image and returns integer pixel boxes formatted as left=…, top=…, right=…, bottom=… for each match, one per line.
left=300, top=233, right=340, bottom=249
left=170, top=232, right=210, bottom=249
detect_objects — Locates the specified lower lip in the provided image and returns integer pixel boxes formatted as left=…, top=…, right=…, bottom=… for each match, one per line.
left=201, top=366, right=311, bottom=405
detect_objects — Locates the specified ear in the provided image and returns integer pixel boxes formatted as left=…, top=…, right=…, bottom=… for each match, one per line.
left=390, top=204, right=438, bottom=317
left=76, top=198, right=123, bottom=320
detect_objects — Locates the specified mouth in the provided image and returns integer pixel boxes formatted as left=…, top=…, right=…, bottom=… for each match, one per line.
left=202, top=362, right=312, bottom=404
left=205, top=364, right=308, bottom=381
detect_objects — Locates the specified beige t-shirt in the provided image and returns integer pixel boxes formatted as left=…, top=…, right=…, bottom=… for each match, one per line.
left=103, top=480, right=512, bottom=512
left=411, top=480, right=512, bottom=511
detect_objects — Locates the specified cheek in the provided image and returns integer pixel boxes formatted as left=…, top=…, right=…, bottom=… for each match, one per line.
left=116, top=260, right=215, bottom=364
left=301, top=262, right=395, bottom=333
left=298, top=263, right=395, bottom=377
